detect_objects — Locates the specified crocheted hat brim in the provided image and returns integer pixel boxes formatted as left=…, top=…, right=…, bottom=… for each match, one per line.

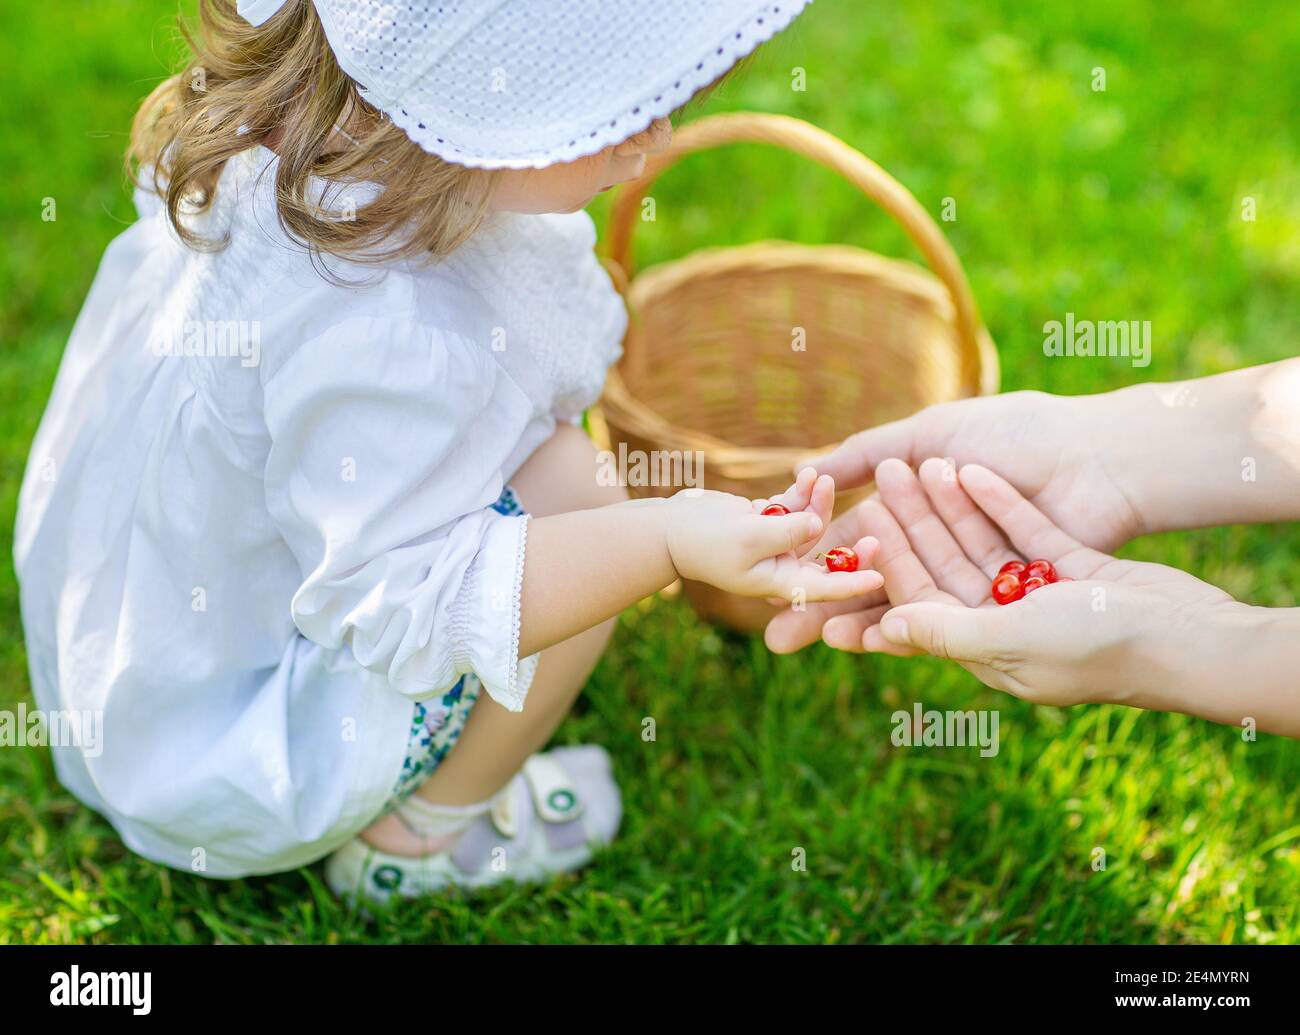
left=304, top=0, right=814, bottom=169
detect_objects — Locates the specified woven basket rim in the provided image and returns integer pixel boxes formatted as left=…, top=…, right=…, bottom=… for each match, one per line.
left=602, top=238, right=993, bottom=475
left=626, top=239, right=955, bottom=317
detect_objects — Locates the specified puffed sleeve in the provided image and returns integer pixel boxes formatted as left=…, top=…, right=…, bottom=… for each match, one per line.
left=262, top=312, right=539, bottom=711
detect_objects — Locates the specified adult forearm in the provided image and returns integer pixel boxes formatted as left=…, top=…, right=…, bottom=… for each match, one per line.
left=1128, top=603, right=1300, bottom=739
left=1104, top=359, right=1300, bottom=534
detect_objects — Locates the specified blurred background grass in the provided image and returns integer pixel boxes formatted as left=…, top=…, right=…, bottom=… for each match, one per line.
left=1, top=0, right=1298, bottom=943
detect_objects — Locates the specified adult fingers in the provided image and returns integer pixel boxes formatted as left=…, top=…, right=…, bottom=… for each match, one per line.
left=862, top=620, right=927, bottom=657
left=764, top=592, right=889, bottom=653
left=958, top=465, right=1110, bottom=576
left=797, top=413, right=927, bottom=488
left=855, top=495, right=943, bottom=605
left=917, top=457, right=1018, bottom=578
left=878, top=601, right=1020, bottom=665
left=875, top=458, right=991, bottom=606
left=822, top=603, right=889, bottom=653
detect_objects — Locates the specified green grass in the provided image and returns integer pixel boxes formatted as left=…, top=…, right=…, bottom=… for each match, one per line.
left=3, top=0, right=1300, bottom=944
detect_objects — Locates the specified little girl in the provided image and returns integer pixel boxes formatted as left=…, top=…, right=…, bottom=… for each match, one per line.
left=14, top=0, right=878, bottom=902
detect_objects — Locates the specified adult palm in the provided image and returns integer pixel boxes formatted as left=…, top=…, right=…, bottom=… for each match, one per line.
left=766, top=390, right=1146, bottom=654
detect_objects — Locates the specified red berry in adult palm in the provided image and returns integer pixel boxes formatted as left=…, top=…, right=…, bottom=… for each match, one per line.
left=992, top=572, right=1024, bottom=605
left=1025, top=559, right=1056, bottom=582
left=761, top=503, right=790, bottom=516
left=998, top=559, right=1027, bottom=577
left=1022, top=575, right=1049, bottom=594
left=824, top=546, right=859, bottom=573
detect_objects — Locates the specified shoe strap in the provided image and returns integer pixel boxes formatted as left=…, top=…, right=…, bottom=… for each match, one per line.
left=486, top=755, right=585, bottom=839
left=523, top=755, right=586, bottom=825
left=489, top=782, right=519, bottom=839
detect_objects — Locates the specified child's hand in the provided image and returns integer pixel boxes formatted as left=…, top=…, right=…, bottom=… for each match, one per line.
left=665, top=484, right=882, bottom=603
left=752, top=467, right=836, bottom=559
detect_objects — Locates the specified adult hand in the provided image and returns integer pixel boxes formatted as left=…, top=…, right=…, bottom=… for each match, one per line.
left=766, top=388, right=1148, bottom=655
left=807, top=390, right=1146, bottom=552
left=839, top=457, right=1300, bottom=739
left=843, top=459, right=1238, bottom=708
left=767, top=364, right=1300, bottom=657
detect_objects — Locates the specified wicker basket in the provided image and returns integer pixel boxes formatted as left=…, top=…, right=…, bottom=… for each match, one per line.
left=596, top=112, right=999, bottom=632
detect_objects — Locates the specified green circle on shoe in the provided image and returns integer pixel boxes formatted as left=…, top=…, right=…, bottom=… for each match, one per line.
left=547, top=789, right=576, bottom=813
left=372, top=865, right=404, bottom=891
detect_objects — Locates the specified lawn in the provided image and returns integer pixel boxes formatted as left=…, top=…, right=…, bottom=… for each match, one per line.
left=2, top=0, right=1299, bottom=944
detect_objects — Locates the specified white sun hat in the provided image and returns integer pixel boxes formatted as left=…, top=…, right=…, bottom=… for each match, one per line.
left=236, top=0, right=812, bottom=169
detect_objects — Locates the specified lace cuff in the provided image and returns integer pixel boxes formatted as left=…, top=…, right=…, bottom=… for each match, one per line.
left=449, top=512, right=538, bottom=712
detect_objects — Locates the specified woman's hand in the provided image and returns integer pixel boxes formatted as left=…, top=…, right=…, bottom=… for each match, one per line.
left=805, top=390, right=1147, bottom=552
left=847, top=457, right=1300, bottom=738
left=807, top=360, right=1300, bottom=544
left=765, top=388, right=1150, bottom=655
left=852, top=459, right=1238, bottom=708
left=664, top=474, right=883, bottom=603
left=770, top=455, right=1300, bottom=735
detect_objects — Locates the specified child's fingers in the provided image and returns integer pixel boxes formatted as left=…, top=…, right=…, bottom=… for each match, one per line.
left=768, top=561, right=884, bottom=603
left=790, top=465, right=817, bottom=505
left=756, top=466, right=817, bottom=514
left=811, top=473, right=835, bottom=524
left=875, top=459, right=990, bottom=606
left=794, top=473, right=837, bottom=557
left=743, top=509, right=823, bottom=557
left=845, top=534, right=880, bottom=571
left=957, top=465, right=1109, bottom=576
left=917, top=457, right=1018, bottom=578
left=801, top=497, right=873, bottom=562
left=800, top=569, right=886, bottom=602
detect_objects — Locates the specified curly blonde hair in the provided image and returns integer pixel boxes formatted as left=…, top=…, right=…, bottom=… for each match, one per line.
left=129, top=0, right=494, bottom=267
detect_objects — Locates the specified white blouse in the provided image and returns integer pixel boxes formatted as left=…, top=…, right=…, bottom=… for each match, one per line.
left=13, top=146, right=626, bottom=876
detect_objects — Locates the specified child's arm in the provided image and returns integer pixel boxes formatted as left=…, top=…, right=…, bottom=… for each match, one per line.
left=264, top=317, right=877, bottom=715
left=518, top=479, right=879, bottom=658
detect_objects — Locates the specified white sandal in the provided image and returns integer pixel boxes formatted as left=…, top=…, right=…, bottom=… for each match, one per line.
left=325, top=745, right=621, bottom=904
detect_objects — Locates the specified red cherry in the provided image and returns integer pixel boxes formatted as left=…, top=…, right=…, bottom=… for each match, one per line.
left=761, top=503, right=790, bottom=516
left=1022, top=575, right=1049, bottom=594
left=991, top=572, right=1024, bottom=605
left=998, top=560, right=1027, bottom=577
left=1025, top=559, right=1056, bottom=582
left=824, top=546, right=859, bottom=573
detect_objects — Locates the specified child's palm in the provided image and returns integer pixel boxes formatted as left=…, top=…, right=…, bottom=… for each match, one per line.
left=666, top=483, right=883, bottom=604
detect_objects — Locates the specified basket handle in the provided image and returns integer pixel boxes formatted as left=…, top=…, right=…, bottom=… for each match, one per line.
left=607, top=112, right=987, bottom=386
